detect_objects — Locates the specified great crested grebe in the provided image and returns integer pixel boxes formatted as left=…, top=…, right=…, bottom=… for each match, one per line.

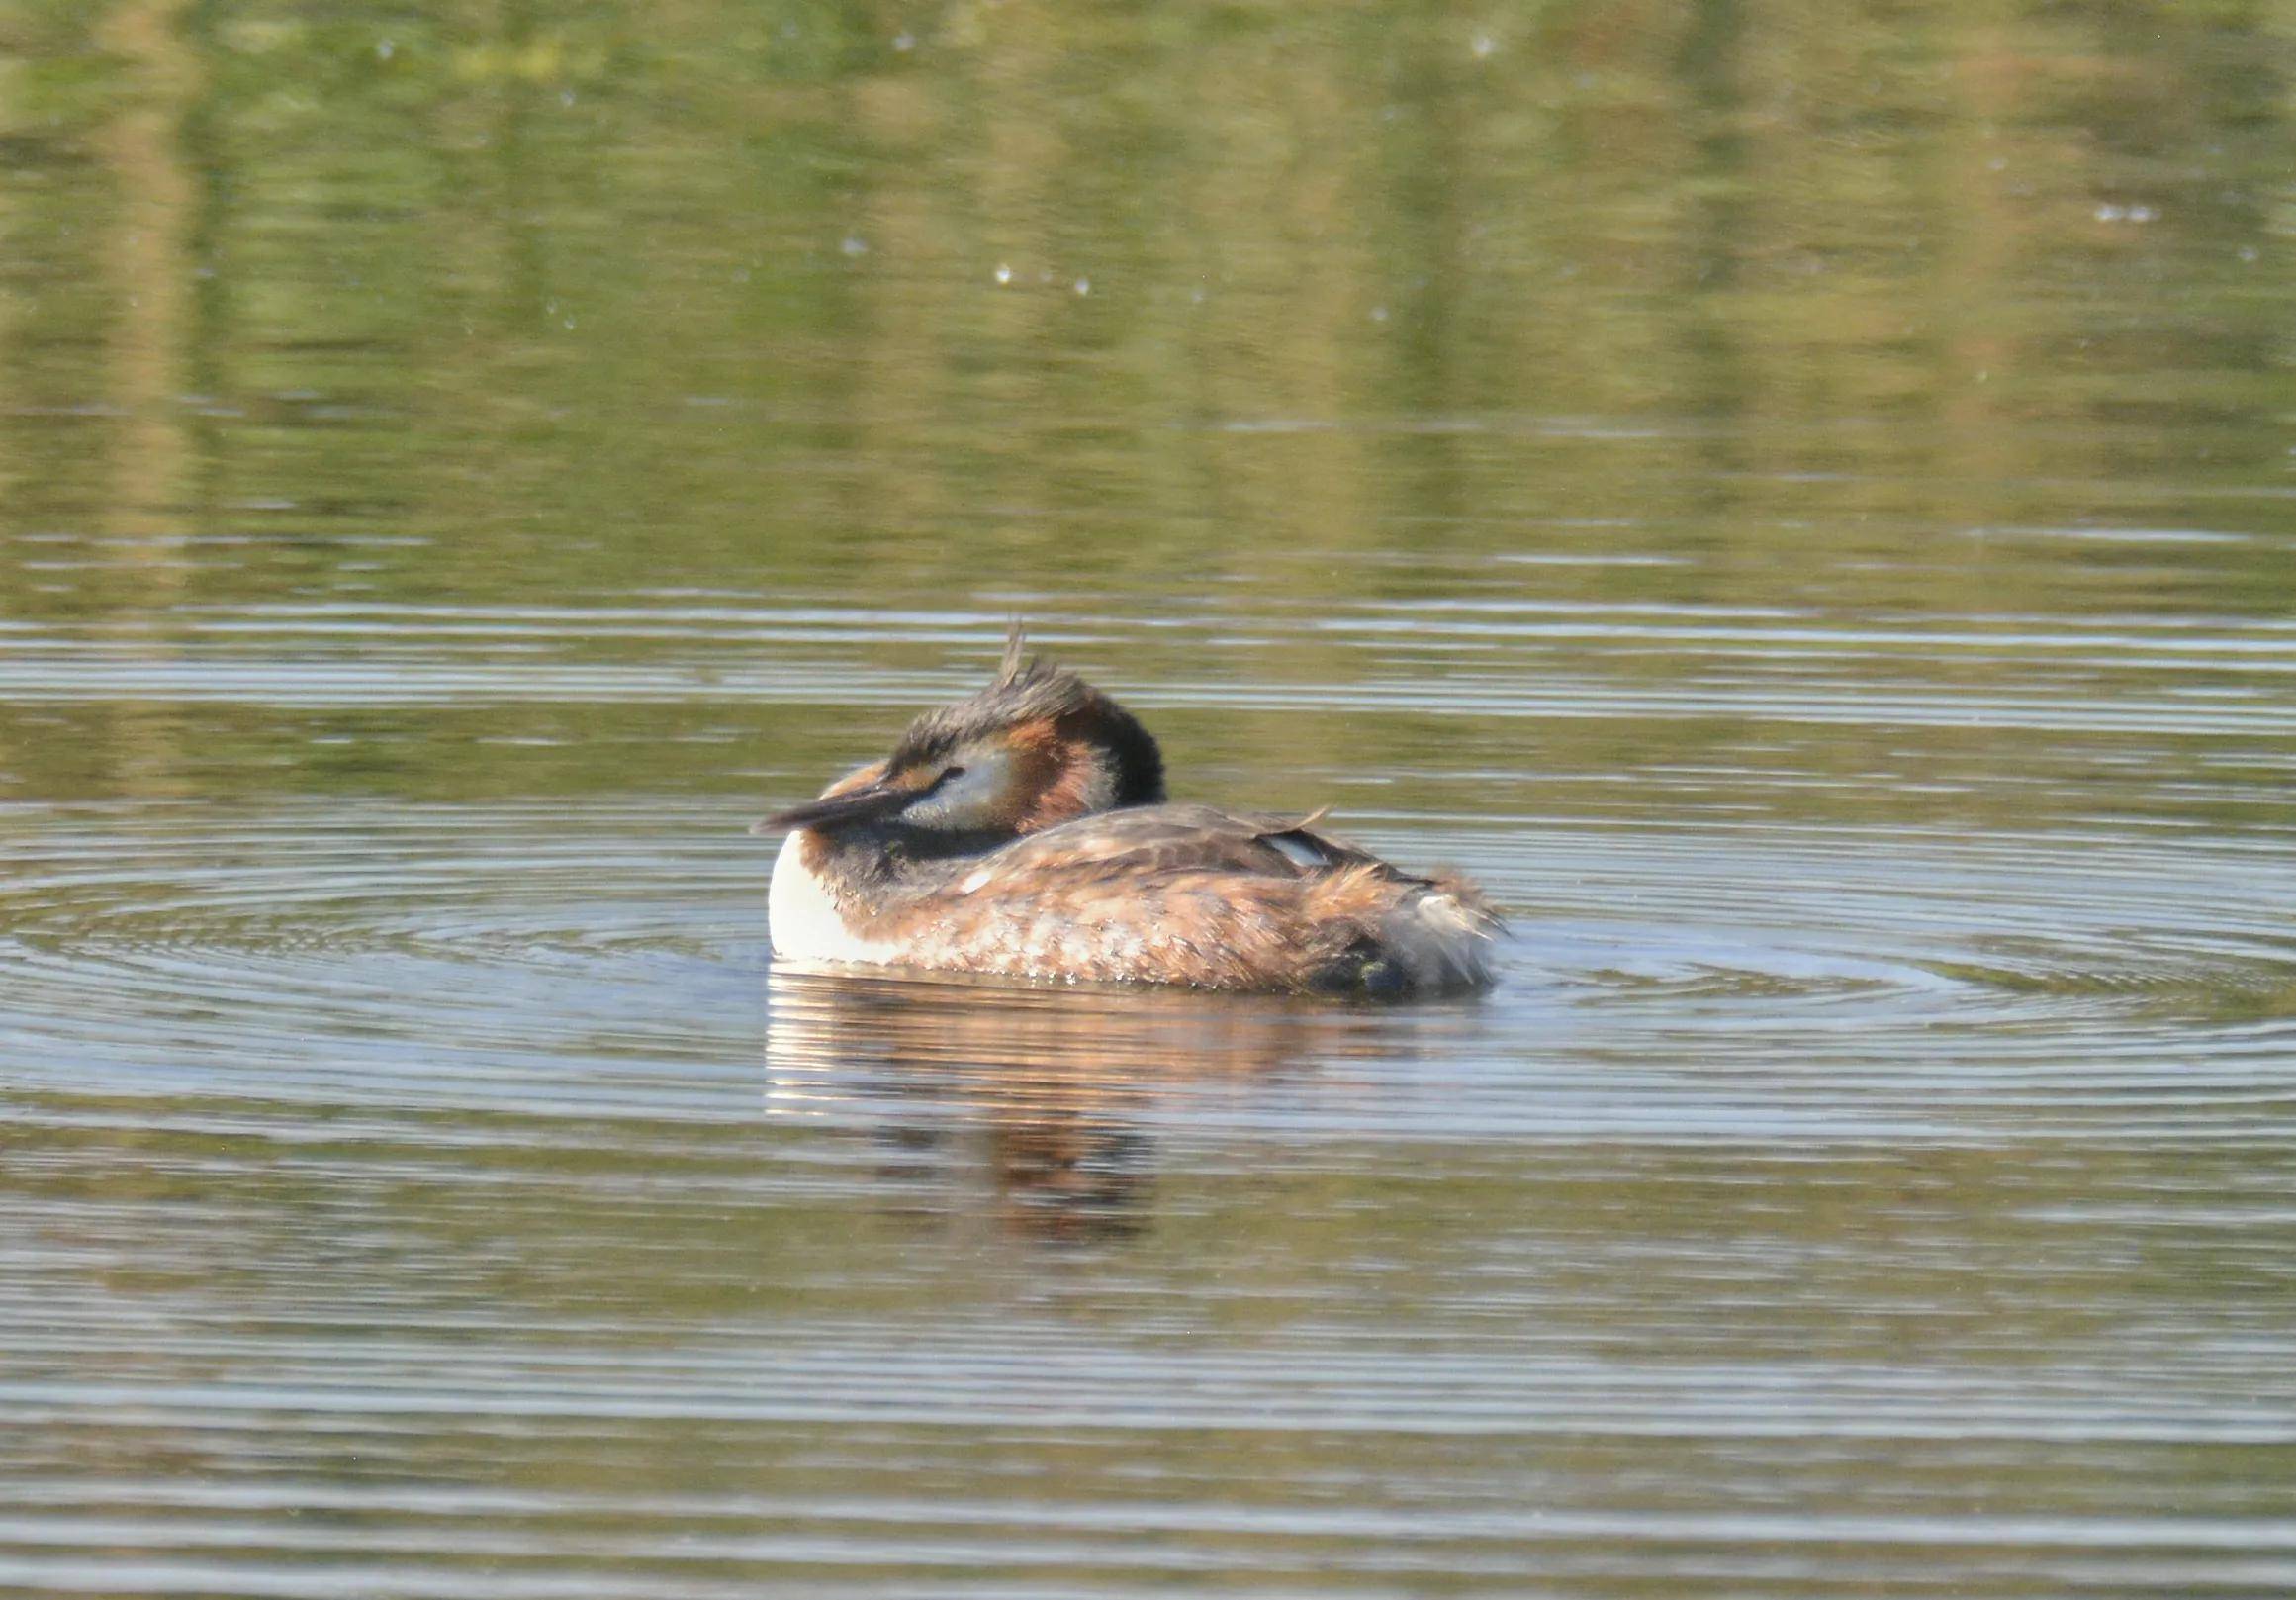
left=755, top=629, right=1499, bottom=997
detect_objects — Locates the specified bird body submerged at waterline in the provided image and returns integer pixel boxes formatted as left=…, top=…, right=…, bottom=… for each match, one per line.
left=756, top=632, right=1500, bottom=997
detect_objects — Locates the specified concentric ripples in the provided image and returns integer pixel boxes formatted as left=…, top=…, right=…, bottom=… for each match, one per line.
left=7, top=608, right=2296, bottom=1597
left=6, top=800, right=2291, bottom=1133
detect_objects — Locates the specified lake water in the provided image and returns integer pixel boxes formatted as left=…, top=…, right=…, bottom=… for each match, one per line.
left=5, top=4, right=2296, bottom=1595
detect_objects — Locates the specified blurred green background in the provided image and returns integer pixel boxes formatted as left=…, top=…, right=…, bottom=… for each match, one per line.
left=5, top=0, right=2294, bottom=814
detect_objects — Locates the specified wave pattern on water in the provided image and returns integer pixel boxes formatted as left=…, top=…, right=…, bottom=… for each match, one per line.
left=3, top=802, right=2291, bottom=1133
left=6, top=601, right=2296, bottom=745
left=4, top=600, right=2295, bottom=1597
left=4, top=768, right=2295, bottom=1590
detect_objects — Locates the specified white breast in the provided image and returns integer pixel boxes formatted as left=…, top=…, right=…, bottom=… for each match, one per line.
left=768, top=831, right=899, bottom=966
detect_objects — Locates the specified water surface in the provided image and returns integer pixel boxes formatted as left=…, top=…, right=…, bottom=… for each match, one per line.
left=5, top=3, right=2296, bottom=1594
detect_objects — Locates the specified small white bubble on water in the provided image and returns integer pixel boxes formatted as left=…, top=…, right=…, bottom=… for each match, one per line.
left=1074, top=277, right=1090, bottom=295
left=893, top=31, right=915, bottom=50
left=1471, top=33, right=1496, bottom=57
left=993, top=263, right=1012, bottom=284
left=1369, top=305, right=1389, bottom=323
left=377, top=40, right=394, bottom=60
left=841, top=235, right=869, bottom=256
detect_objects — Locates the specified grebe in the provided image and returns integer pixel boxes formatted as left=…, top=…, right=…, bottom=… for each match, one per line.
left=756, top=629, right=1499, bottom=997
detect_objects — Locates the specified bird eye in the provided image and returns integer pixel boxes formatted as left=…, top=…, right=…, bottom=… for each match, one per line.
left=940, top=765, right=966, bottom=784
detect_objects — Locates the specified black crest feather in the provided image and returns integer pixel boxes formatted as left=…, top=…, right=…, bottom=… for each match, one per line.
left=996, top=617, right=1028, bottom=686
left=887, top=624, right=1165, bottom=807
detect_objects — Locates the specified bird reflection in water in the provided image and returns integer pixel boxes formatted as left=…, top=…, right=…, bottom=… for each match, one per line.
left=764, top=963, right=1421, bottom=1243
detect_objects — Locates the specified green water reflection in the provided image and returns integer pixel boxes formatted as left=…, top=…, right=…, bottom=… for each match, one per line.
left=7, top=3, right=2294, bottom=614
left=5, top=2, right=2295, bottom=836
